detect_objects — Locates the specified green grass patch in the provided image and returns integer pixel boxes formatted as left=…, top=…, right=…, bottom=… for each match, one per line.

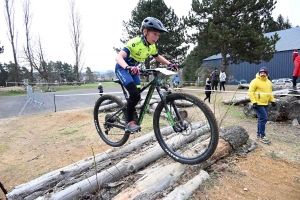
left=37, top=82, right=118, bottom=93
left=0, top=143, right=8, bottom=155
left=0, top=90, right=26, bottom=96
left=61, top=129, right=78, bottom=135
left=68, top=135, right=87, bottom=142
left=227, top=107, right=245, bottom=118
left=267, top=151, right=279, bottom=161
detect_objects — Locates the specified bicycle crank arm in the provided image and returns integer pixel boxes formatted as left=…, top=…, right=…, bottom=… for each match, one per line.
left=105, top=122, right=126, bottom=130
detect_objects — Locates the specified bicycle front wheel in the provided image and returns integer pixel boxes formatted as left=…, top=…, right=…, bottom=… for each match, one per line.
left=153, top=93, right=219, bottom=165
left=93, top=95, right=129, bottom=147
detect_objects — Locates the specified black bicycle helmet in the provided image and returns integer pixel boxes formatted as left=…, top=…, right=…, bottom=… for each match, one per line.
left=141, top=17, right=168, bottom=33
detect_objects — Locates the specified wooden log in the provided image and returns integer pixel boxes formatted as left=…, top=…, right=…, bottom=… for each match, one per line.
left=112, top=162, right=187, bottom=200
left=6, top=126, right=177, bottom=199
left=222, top=96, right=250, bottom=105
left=244, top=98, right=300, bottom=122
left=286, top=100, right=300, bottom=121
left=26, top=124, right=206, bottom=199
left=111, top=126, right=247, bottom=200
left=7, top=125, right=248, bottom=200
left=163, top=170, right=209, bottom=200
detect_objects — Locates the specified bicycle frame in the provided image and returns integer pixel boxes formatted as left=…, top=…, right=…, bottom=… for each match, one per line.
left=106, top=70, right=183, bottom=132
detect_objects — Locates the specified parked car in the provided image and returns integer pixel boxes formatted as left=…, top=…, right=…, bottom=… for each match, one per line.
left=228, top=79, right=247, bottom=85
left=272, top=78, right=292, bottom=85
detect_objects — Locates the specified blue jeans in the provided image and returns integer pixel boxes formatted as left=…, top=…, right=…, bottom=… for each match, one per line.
left=254, top=105, right=268, bottom=137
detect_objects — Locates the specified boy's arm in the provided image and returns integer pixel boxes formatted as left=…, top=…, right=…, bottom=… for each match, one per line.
left=154, top=55, right=171, bottom=65
left=115, top=50, right=130, bottom=69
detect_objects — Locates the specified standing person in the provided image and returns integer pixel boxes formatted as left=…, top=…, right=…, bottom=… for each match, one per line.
left=248, top=67, right=276, bottom=144
left=219, top=69, right=226, bottom=91
left=173, top=75, right=180, bottom=88
left=204, top=78, right=212, bottom=104
left=98, top=83, right=103, bottom=96
left=115, top=17, right=178, bottom=132
left=291, top=49, right=300, bottom=90
left=211, top=68, right=218, bottom=92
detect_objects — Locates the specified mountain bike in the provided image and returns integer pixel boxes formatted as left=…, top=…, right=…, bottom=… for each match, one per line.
left=93, top=67, right=219, bottom=165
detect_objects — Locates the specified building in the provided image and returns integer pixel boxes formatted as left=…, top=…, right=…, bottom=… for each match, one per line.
left=202, top=27, right=300, bottom=83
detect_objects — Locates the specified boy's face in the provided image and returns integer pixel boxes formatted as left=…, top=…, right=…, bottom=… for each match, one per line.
left=144, top=29, right=161, bottom=44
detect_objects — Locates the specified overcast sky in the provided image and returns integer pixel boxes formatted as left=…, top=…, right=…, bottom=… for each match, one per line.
left=0, top=0, right=299, bottom=72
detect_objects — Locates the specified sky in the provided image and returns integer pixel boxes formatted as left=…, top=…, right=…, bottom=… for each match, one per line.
left=0, top=0, right=300, bottom=72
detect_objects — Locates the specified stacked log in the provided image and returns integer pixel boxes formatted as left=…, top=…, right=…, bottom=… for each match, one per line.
left=6, top=94, right=249, bottom=200
left=7, top=125, right=248, bottom=199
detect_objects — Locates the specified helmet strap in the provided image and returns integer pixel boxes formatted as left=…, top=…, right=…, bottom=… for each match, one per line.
left=142, top=30, right=150, bottom=46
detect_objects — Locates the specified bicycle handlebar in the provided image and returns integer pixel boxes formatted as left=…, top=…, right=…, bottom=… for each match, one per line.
left=139, top=67, right=177, bottom=77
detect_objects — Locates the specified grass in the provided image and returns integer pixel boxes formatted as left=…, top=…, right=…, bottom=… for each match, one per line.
left=0, top=82, right=119, bottom=97
left=0, top=90, right=27, bottom=96
left=37, top=82, right=119, bottom=93
left=0, top=143, right=8, bottom=155
left=61, top=129, right=79, bottom=135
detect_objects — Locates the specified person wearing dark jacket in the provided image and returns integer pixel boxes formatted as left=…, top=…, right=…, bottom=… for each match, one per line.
left=204, top=78, right=211, bottom=104
left=98, top=83, right=103, bottom=96
left=211, top=68, right=218, bottom=91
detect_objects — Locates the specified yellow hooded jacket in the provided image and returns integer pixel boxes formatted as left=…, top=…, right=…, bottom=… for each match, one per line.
left=248, top=73, right=275, bottom=105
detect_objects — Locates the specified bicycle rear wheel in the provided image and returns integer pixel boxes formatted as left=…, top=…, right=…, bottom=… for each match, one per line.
left=153, top=93, right=219, bottom=165
left=93, top=95, right=129, bottom=147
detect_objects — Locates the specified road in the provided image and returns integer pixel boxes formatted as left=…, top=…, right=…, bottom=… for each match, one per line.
left=0, top=86, right=124, bottom=119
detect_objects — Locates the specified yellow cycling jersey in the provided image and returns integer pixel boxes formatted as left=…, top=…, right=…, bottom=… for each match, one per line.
left=123, top=36, right=158, bottom=65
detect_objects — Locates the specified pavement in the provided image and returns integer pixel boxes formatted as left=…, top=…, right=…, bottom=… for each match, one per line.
left=0, top=86, right=124, bottom=119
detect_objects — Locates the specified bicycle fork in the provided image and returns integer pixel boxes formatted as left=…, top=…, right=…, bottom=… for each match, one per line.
left=158, top=90, right=184, bottom=133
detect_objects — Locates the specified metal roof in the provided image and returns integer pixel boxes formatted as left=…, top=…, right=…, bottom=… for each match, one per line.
left=204, top=27, right=300, bottom=60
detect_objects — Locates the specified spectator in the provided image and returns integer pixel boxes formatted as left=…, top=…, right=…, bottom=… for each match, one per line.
left=211, top=68, right=218, bottom=91
left=204, top=78, right=212, bottom=104
left=248, top=66, right=276, bottom=144
left=219, top=69, right=226, bottom=91
left=291, top=49, right=300, bottom=90
left=173, top=75, right=180, bottom=88
left=98, top=83, right=103, bottom=96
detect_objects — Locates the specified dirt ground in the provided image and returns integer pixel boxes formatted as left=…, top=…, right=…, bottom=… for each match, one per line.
left=0, top=85, right=300, bottom=199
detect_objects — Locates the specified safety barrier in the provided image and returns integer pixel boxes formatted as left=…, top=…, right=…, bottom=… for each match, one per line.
left=19, top=86, right=46, bottom=115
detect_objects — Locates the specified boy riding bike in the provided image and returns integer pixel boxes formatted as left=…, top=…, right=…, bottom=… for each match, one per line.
left=115, top=17, right=178, bottom=133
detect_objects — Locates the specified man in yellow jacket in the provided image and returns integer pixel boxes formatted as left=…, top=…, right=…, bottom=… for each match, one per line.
left=248, top=67, right=276, bottom=144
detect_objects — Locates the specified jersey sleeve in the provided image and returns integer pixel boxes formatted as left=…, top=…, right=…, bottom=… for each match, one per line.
left=125, top=38, right=136, bottom=53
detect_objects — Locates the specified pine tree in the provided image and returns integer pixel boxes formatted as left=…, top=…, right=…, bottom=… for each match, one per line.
left=115, top=0, right=189, bottom=69
left=184, top=0, right=280, bottom=71
left=263, top=14, right=292, bottom=33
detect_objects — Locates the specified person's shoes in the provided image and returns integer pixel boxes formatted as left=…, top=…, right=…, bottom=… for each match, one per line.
left=257, top=136, right=271, bottom=144
left=125, top=121, right=140, bottom=133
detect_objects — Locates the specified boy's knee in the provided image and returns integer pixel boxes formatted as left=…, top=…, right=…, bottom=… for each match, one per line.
left=126, top=82, right=139, bottom=101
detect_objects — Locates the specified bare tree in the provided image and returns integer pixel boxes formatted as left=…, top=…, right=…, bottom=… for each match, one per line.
left=69, top=0, right=84, bottom=82
left=22, top=0, right=34, bottom=83
left=22, top=36, right=50, bottom=83
left=4, top=0, right=20, bottom=85
left=33, top=37, right=50, bottom=82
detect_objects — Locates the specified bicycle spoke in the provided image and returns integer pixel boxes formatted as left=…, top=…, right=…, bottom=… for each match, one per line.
left=154, top=93, right=218, bottom=165
left=94, top=95, right=129, bottom=147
